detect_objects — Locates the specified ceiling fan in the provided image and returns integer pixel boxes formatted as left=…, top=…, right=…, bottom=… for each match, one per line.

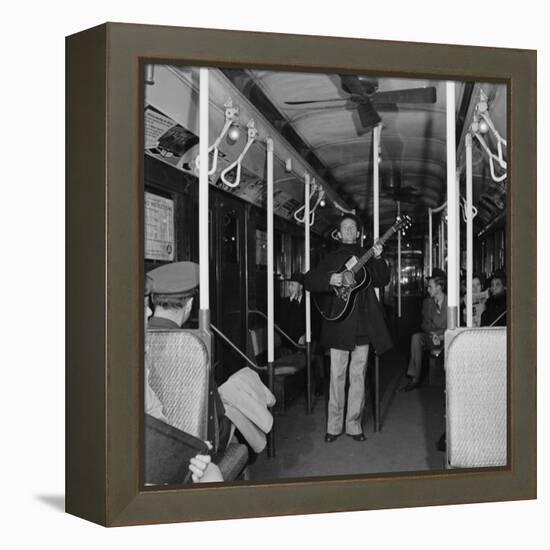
left=284, top=75, right=437, bottom=135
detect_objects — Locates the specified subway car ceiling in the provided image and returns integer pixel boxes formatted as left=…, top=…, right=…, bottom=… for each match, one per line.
left=144, top=65, right=506, bottom=240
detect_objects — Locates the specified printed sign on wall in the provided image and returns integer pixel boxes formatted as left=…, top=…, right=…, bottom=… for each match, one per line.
left=145, top=192, right=175, bottom=261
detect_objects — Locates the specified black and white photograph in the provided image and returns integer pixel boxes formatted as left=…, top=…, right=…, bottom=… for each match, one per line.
left=142, top=65, right=508, bottom=485
left=5, top=0, right=547, bottom=545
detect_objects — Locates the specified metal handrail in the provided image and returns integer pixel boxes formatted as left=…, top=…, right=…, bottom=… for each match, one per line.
left=210, top=323, right=266, bottom=372
left=248, top=309, right=306, bottom=350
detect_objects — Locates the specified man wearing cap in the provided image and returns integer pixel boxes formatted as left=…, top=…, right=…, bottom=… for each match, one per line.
left=304, top=214, right=392, bottom=443
left=144, top=274, right=223, bottom=483
left=403, top=269, right=447, bottom=391
left=147, top=261, right=231, bottom=454
left=147, top=261, right=200, bottom=330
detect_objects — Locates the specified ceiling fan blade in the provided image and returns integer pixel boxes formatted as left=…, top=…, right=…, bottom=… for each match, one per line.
left=381, top=187, right=421, bottom=202
left=373, top=103, right=399, bottom=112
left=357, top=102, right=381, bottom=129
left=284, top=98, right=349, bottom=105
left=371, top=86, right=437, bottom=104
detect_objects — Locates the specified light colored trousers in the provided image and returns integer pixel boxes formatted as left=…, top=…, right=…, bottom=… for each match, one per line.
left=328, top=345, right=369, bottom=435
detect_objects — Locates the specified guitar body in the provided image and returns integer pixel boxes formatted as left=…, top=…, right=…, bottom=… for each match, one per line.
left=310, top=215, right=411, bottom=322
left=314, top=257, right=372, bottom=321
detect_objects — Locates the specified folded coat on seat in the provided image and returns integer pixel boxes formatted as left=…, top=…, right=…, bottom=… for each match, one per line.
left=219, top=367, right=276, bottom=453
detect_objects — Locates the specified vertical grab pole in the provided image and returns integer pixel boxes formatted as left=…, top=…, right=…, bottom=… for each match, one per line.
left=445, top=214, right=448, bottom=269
left=397, top=201, right=402, bottom=319
left=456, top=171, right=461, bottom=322
left=446, top=81, right=459, bottom=330
left=373, top=126, right=380, bottom=258
left=266, top=137, right=275, bottom=457
left=198, top=68, right=210, bottom=332
left=465, top=133, right=474, bottom=327
left=304, top=174, right=312, bottom=414
left=438, top=219, right=443, bottom=269
left=373, top=125, right=381, bottom=432
left=428, top=208, right=433, bottom=276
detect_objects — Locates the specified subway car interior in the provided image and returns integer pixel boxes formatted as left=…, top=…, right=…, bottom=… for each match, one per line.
left=143, top=64, right=507, bottom=485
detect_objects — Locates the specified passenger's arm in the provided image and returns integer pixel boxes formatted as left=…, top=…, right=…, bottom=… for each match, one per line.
left=420, top=299, right=433, bottom=333
left=480, top=308, right=489, bottom=327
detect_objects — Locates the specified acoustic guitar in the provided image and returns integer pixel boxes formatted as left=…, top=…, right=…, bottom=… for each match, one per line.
left=314, top=215, right=412, bottom=321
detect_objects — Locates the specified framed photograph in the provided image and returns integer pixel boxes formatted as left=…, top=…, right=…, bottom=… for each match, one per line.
left=66, top=23, right=536, bottom=526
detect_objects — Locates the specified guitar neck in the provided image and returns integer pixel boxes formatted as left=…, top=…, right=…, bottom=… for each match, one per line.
left=352, top=226, right=397, bottom=273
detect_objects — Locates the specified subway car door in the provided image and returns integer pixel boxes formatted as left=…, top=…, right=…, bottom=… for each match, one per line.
left=210, top=193, right=248, bottom=382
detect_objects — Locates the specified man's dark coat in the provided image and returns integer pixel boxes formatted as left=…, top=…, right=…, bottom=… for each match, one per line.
left=304, top=243, right=393, bottom=354
left=481, top=293, right=507, bottom=327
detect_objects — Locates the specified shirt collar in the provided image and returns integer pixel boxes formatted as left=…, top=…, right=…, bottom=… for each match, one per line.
left=147, top=316, right=180, bottom=329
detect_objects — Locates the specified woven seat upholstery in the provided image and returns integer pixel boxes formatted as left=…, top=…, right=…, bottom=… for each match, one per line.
left=147, top=330, right=210, bottom=439
left=147, top=329, right=249, bottom=480
left=445, top=327, right=507, bottom=468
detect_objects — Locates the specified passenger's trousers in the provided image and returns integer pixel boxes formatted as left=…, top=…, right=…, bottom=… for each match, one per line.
left=407, top=332, right=434, bottom=379
left=328, top=345, right=369, bottom=435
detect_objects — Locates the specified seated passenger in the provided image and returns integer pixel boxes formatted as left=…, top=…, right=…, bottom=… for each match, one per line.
left=403, top=269, right=447, bottom=392
left=277, top=272, right=307, bottom=346
left=275, top=272, right=307, bottom=369
left=471, top=275, right=489, bottom=327
left=147, top=261, right=232, bottom=454
left=144, top=274, right=222, bottom=483
left=461, top=274, right=488, bottom=327
left=481, top=270, right=507, bottom=327
left=276, top=272, right=324, bottom=395
left=147, top=261, right=275, bottom=456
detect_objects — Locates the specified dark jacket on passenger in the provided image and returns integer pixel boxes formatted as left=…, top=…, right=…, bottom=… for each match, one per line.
left=420, top=295, right=447, bottom=335
left=304, top=243, right=392, bottom=354
left=481, top=293, right=507, bottom=327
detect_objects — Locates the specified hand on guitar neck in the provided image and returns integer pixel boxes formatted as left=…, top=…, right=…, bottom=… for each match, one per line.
left=372, top=242, right=383, bottom=259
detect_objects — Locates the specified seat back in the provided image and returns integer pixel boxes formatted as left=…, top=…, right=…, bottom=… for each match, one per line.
left=147, top=329, right=210, bottom=440
left=445, top=327, right=507, bottom=468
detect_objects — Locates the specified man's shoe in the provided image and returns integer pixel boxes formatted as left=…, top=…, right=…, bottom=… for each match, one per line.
left=324, top=433, right=341, bottom=443
left=347, top=433, right=366, bottom=442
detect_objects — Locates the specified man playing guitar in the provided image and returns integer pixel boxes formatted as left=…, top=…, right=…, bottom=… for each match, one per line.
left=304, top=214, right=393, bottom=443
